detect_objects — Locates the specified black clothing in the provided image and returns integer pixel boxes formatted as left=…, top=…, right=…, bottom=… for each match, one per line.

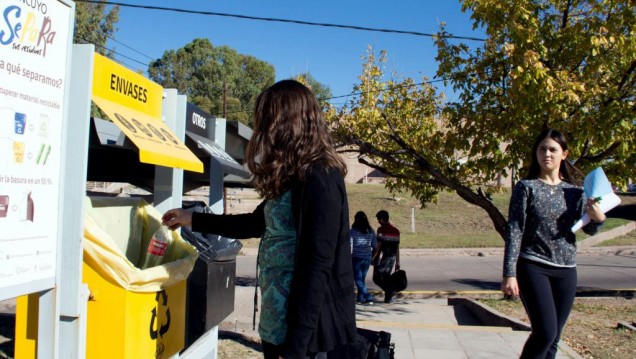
left=191, top=165, right=356, bottom=358
left=517, top=258, right=577, bottom=359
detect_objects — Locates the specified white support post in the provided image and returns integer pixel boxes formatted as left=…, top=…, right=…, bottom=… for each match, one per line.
left=154, top=89, right=185, bottom=214
left=36, top=288, right=57, bottom=359
left=55, top=43, right=94, bottom=359
left=209, top=118, right=227, bottom=214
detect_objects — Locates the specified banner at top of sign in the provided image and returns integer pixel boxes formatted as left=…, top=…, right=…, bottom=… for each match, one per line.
left=92, top=53, right=162, bottom=118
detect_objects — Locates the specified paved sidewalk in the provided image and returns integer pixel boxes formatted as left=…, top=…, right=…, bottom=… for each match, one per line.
left=221, top=286, right=582, bottom=359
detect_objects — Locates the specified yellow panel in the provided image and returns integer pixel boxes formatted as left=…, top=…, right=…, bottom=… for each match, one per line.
left=92, top=96, right=203, bottom=173
left=92, top=53, right=162, bottom=118
left=83, top=262, right=186, bottom=359
left=14, top=263, right=187, bottom=359
left=14, top=294, right=38, bottom=359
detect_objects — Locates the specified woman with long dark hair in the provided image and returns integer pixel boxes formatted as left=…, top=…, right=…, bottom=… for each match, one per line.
left=501, top=128, right=605, bottom=359
left=350, top=211, right=377, bottom=305
left=162, top=80, right=356, bottom=358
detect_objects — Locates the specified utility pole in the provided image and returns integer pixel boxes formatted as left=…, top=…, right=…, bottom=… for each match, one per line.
left=223, top=79, right=228, bottom=118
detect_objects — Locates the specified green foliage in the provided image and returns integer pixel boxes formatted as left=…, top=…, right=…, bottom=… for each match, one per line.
left=73, top=1, right=119, bottom=56
left=148, top=39, right=275, bottom=125
left=294, top=72, right=333, bottom=101
left=328, top=1, right=636, bottom=240
left=437, top=0, right=636, bottom=185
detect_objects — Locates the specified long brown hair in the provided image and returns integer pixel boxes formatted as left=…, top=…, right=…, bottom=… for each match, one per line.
left=246, top=80, right=346, bottom=199
left=526, top=128, right=582, bottom=185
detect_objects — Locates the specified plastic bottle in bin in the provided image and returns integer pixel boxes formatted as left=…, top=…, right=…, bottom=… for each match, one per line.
left=141, top=226, right=173, bottom=269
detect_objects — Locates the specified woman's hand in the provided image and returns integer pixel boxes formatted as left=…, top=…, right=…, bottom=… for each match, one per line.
left=161, top=208, right=193, bottom=230
left=585, top=198, right=606, bottom=223
left=501, top=277, right=519, bottom=299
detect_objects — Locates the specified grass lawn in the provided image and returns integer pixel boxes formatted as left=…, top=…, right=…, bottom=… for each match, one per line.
left=346, top=184, right=636, bottom=248
left=240, top=184, right=636, bottom=248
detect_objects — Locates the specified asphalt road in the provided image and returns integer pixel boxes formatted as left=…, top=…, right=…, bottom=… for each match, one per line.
left=235, top=252, right=636, bottom=292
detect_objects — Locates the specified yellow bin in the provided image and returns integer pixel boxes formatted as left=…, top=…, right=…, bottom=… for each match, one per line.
left=83, top=262, right=186, bottom=359
left=15, top=197, right=198, bottom=358
left=15, top=275, right=187, bottom=359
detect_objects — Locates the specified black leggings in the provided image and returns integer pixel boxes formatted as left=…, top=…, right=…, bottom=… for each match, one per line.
left=517, top=258, right=577, bottom=359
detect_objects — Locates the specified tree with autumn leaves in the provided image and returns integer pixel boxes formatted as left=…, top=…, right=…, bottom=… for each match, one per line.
left=327, top=0, right=635, bottom=239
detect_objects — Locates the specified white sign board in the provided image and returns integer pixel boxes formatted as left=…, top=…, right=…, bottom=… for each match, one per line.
left=0, top=0, right=73, bottom=300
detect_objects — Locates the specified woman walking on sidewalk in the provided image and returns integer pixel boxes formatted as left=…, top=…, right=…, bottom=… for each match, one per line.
left=501, top=128, right=605, bottom=359
left=350, top=211, right=378, bottom=305
left=162, top=80, right=356, bottom=359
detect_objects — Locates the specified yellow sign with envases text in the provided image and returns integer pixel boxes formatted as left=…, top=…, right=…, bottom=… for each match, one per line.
left=91, top=53, right=202, bottom=172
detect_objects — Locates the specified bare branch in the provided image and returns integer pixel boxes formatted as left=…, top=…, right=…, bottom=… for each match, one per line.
left=578, top=141, right=621, bottom=164
left=561, top=0, right=572, bottom=30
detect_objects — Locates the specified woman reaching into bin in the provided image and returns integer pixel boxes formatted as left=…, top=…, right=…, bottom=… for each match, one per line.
left=162, top=80, right=356, bottom=359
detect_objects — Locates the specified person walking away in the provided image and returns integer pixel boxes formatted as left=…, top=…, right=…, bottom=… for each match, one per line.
left=162, top=80, right=356, bottom=359
left=350, top=211, right=378, bottom=305
left=501, top=128, right=605, bottom=359
left=373, top=210, right=400, bottom=304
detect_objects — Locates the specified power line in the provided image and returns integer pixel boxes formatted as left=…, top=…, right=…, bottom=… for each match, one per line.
left=76, top=36, right=149, bottom=73
left=74, top=0, right=486, bottom=42
left=221, top=77, right=454, bottom=116
left=107, top=36, right=155, bottom=61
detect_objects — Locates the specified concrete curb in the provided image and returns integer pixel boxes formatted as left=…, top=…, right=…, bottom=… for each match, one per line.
left=380, top=288, right=636, bottom=300
left=578, top=221, right=636, bottom=248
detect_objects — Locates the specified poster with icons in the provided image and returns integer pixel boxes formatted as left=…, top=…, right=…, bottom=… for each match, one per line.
left=0, top=0, right=72, bottom=298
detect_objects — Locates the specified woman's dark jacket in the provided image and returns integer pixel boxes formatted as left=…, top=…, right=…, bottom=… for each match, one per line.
left=191, top=165, right=357, bottom=358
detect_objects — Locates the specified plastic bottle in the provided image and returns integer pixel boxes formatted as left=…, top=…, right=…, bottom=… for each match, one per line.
left=141, top=226, right=173, bottom=269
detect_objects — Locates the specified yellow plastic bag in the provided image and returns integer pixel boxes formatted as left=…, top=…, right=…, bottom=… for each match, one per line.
left=83, top=196, right=198, bottom=292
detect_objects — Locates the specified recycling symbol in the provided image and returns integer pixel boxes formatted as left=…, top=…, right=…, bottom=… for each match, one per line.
left=150, top=290, right=171, bottom=339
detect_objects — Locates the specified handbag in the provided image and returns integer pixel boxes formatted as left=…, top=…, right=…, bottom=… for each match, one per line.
left=329, top=328, right=395, bottom=359
left=389, top=270, right=407, bottom=293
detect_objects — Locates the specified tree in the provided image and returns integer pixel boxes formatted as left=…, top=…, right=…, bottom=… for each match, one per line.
left=327, top=0, right=636, bottom=240
left=73, top=1, right=119, bottom=56
left=294, top=72, right=333, bottom=101
left=148, top=38, right=275, bottom=125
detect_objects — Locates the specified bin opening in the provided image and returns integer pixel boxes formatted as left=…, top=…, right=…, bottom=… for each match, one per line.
left=180, top=201, right=243, bottom=262
left=83, top=196, right=198, bottom=292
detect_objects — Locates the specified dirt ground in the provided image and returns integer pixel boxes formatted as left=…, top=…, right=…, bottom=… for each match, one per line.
left=480, top=297, right=636, bottom=359
left=218, top=337, right=262, bottom=358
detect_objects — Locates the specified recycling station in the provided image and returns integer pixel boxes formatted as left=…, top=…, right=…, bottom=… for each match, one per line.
left=0, top=0, right=249, bottom=357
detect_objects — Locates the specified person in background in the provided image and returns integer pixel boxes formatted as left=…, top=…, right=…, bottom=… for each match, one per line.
left=373, top=209, right=400, bottom=304
left=501, top=128, right=605, bottom=359
left=350, top=211, right=378, bottom=305
left=162, top=80, right=356, bottom=359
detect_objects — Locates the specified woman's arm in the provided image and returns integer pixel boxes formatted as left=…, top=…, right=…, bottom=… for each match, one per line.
left=501, top=182, right=528, bottom=295
left=162, top=201, right=266, bottom=239
left=582, top=196, right=606, bottom=235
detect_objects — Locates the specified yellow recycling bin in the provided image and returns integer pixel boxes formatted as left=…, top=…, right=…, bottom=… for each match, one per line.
left=15, top=196, right=198, bottom=359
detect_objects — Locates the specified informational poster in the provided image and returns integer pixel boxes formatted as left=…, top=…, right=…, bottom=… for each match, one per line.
left=0, top=0, right=73, bottom=298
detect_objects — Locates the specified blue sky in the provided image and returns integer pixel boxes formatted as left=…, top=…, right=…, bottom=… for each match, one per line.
left=107, top=0, right=485, bottom=106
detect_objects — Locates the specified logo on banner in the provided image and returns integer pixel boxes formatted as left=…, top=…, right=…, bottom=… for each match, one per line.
left=0, top=3, right=59, bottom=57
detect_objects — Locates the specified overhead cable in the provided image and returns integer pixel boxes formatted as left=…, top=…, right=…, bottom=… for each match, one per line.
left=74, top=0, right=486, bottom=42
